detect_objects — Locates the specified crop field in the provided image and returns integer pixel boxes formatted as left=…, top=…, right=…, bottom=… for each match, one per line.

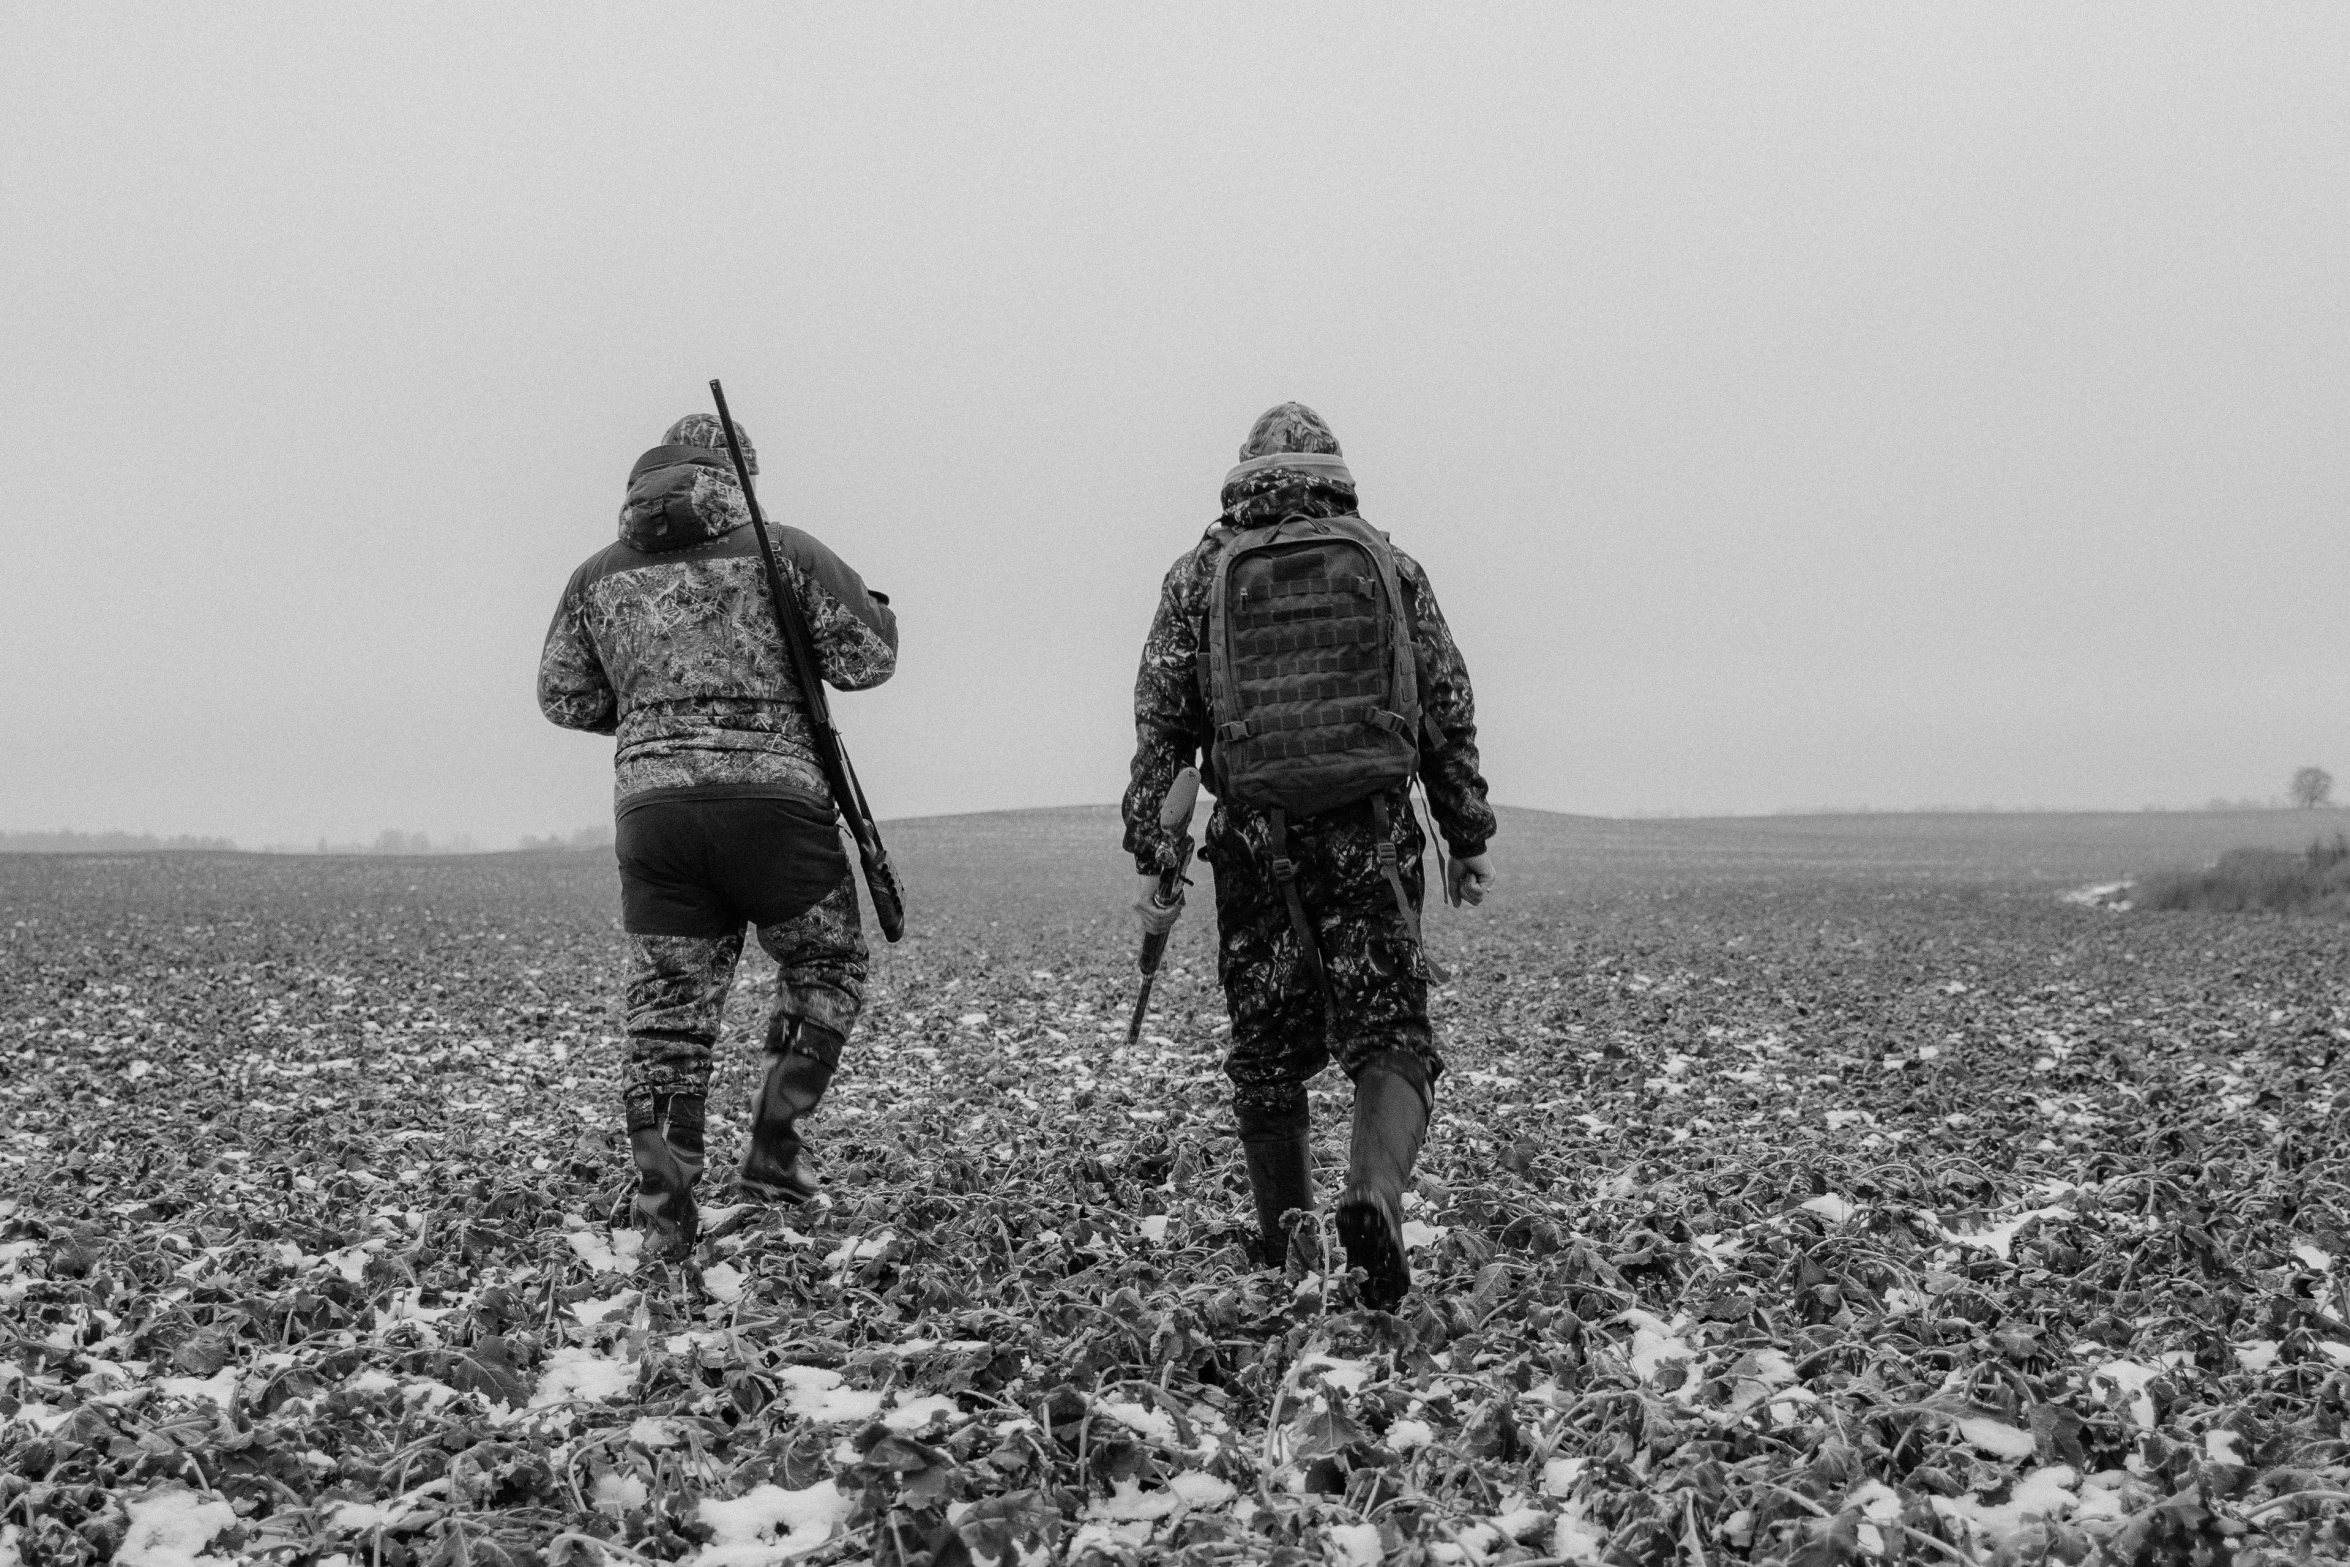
left=4, top=807, right=2350, bottom=1566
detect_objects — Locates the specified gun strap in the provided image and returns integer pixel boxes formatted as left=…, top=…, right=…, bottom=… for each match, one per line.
left=1369, top=794, right=1448, bottom=984
left=1268, top=808, right=1336, bottom=1014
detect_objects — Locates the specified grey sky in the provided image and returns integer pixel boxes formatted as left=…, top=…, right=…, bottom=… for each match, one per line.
left=4, top=5, right=2344, bottom=846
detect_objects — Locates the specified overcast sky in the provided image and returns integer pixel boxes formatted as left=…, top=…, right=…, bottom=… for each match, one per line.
left=3, top=5, right=2344, bottom=847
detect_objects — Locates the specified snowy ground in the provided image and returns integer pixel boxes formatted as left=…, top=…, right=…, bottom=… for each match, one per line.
left=4, top=807, right=2348, bottom=1564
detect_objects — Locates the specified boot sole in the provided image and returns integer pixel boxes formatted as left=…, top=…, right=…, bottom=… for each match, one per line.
left=1336, top=1191, right=1411, bottom=1311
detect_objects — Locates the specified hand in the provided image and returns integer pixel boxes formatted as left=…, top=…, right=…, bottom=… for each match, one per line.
left=1135, top=872, right=1184, bottom=937
left=1446, top=852, right=1495, bottom=908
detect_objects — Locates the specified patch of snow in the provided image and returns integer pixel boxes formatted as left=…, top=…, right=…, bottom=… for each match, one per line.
left=882, top=1394, right=959, bottom=1434
left=701, top=1264, right=745, bottom=1304
left=1931, top=1465, right=2078, bottom=1545
left=1542, top=1455, right=1587, bottom=1496
left=1959, top=1417, right=2037, bottom=1460
left=1491, top=1504, right=1548, bottom=1542
left=2091, top=1361, right=2162, bottom=1428
left=118, top=1489, right=236, bottom=1567
left=155, top=1368, right=238, bottom=1406
left=1137, top=1215, right=1169, bottom=1244
left=629, top=1416, right=680, bottom=1448
left=1691, top=1233, right=1745, bottom=1267
left=324, top=1244, right=375, bottom=1284
left=570, top=1290, right=638, bottom=1326
left=1301, top=1355, right=1370, bottom=1394
left=1099, top=1398, right=1179, bottom=1445
left=532, top=1346, right=639, bottom=1406
left=2203, top=1429, right=2245, bottom=1466
left=1617, top=1309, right=1698, bottom=1399
left=594, top=1472, right=648, bottom=1513
left=1326, top=1522, right=1383, bottom=1567
left=2234, top=1340, right=2279, bottom=1372
left=2074, top=1469, right=2141, bottom=1527
left=822, top=1232, right=893, bottom=1269
left=1386, top=1418, right=1435, bottom=1452
left=2294, top=1242, right=2336, bottom=1273
left=1800, top=1192, right=1857, bottom=1223
left=566, top=1230, right=639, bottom=1277
left=1088, top=1471, right=1236, bottom=1523
left=1935, top=1206, right=2075, bottom=1262
left=1848, top=1480, right=1900, bottom=1522
left=695, top=1481, right=855, bottom=1565
left=1549, top=1502, right=1609, bottom=1564
left=1168, top=1472, right=1235, bottom=1508
left=1065, top=1521, right=1150, bottom=1557
left=1401, top=1220, right=1446, bottom=1250
left=776, top=1366, right=885, bottom=1426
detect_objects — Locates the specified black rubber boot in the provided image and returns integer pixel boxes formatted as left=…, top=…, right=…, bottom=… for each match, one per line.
left=627, top=1094, right=704, bottom=1262
left=1336, top=1051, right=1431, bottom=1311
left=740, top=1026, right=839, bottom=1204
left=1236, top=1101, right=1314, bottom=1270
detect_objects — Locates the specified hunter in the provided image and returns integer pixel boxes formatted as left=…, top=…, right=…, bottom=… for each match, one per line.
left=539, top=414, right=898, bottom=1258
left=1123, top=402, right=1496, bottom=1310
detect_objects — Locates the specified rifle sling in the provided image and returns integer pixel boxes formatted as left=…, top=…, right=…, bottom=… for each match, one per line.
left=1268, top=808, right=1337, bottom=1015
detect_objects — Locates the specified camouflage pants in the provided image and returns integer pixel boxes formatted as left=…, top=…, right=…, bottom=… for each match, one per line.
left=620, top=871, right=867, bottom=1120
left=1205, top=788, right=1444, bottom=1121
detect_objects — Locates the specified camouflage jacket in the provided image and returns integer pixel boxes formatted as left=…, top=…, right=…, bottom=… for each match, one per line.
left=1122, top=481, right=1494, bottom=875
left=538, top=444, right=897, bottom=808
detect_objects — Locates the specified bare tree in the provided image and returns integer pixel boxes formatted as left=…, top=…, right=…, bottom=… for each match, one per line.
left=2290, top=766, right=2333, bottom=810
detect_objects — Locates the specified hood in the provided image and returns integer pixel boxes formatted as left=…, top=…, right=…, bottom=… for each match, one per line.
left=1219, top=401, right=1356, bottom=528
left=618, top=443, right=750, bottom=551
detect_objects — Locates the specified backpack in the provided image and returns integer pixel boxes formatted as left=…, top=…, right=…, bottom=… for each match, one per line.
left=1198, top=511, right=1446, bottom=987
left=1201, top=512, right=1421, bottom=816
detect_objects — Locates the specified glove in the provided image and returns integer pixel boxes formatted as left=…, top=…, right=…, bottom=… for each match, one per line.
left=1446, top=852, right=1495, bottom=908
left=1135, top=872, right=1184, bottom=937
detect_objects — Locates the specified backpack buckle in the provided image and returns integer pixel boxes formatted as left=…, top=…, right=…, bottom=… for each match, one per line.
left=1218, top=720, right=1250, bottom=744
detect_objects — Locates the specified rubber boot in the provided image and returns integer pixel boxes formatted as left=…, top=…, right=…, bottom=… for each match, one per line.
left=1235, top=1102, right=1314, bottom=1270
left=740, top=1027, right=838, bottom=1204
left=627, top=1093, right=704, bottom=1262
left=1336, top=1051, right=1431, bottom=1311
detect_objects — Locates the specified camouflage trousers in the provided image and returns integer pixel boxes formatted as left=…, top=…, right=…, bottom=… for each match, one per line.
left=620, top=872, right=867, bottom=1121
left=1204, top=787, right=1444, bottom=1121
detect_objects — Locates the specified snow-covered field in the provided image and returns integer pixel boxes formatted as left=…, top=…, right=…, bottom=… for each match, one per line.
left=4, top=806, right=2347, bottom=1564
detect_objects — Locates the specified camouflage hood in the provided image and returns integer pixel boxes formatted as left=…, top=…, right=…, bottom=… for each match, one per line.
left=618, top=415, right=758, bottom=552
left=1219, top=401, right=1357, bottom=528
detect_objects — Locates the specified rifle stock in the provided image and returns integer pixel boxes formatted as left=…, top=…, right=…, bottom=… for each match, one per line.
left=708, top=379, right=906, bottom=943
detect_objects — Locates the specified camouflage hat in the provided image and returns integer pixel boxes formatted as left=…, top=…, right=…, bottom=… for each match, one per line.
left=1237, top=402, right=1342, bottom=461
left=665, top=413, right=757, bottom=476
left=1223, top=402, right=1353, bottom=503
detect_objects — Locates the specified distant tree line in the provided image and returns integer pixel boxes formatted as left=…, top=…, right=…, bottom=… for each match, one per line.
left=0, top=829, right=239, bottom=853
left=517, top=824, right=615, bottom=851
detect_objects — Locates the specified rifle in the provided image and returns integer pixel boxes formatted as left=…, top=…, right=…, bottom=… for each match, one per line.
left=708, top=379, right=906, bottom=943
left=1125, top=766, right=1200, bottom=1048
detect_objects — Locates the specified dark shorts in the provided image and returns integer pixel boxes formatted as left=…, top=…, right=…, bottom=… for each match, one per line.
left=615, top=790, right=849, bottom=937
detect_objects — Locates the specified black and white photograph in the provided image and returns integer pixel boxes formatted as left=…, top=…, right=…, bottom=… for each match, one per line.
left=3, top=7, right=2347, bottom=1564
